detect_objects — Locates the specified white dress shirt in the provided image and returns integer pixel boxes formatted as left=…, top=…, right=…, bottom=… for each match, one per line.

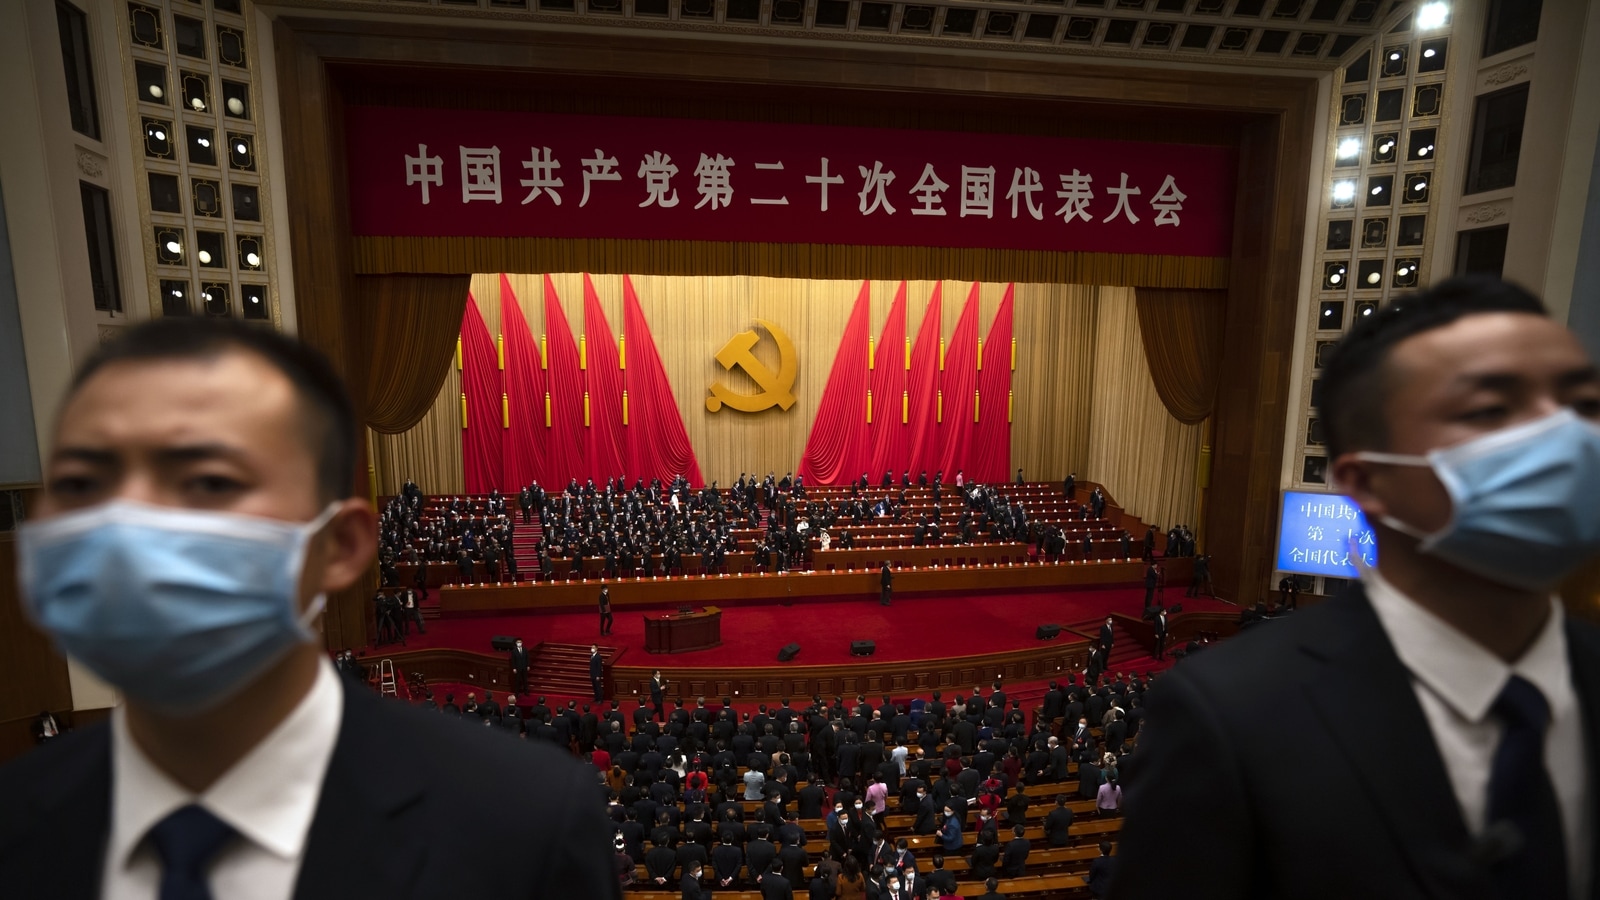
left=101, top=658, right=344, bottom=900
left=1365, top=571, right=1592, bottom=898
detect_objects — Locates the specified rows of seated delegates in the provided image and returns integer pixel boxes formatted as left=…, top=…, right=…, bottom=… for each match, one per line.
left=381, top=674, right=1148, bottom=899
left=371, top=470, right=1202, bottom=589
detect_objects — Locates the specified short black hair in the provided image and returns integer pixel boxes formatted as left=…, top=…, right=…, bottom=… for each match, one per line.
left=70, top=317, right=356, bottom=502
left=1318, top=277, right=1546, bottom=459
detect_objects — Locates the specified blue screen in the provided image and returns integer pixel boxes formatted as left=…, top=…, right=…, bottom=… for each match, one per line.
left=1276, top=491, right=1377, bottom=578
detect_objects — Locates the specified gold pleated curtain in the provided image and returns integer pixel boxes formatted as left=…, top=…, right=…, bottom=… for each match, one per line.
left=355, top=274, right=471, bottom=496
left=1133, top=288, right=1228, bottom=425
left=1086, top=287, right=1202, bottom=531
left=356, top=274, right=472, bottom=432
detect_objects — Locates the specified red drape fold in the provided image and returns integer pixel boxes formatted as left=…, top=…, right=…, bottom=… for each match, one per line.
left=542, top=275, right=587, bottom=488
left=622, top=275, right=705, bottom=488
left=582, top=273, right=627, bottom=483
left=971, top=284, right=1014, bottom=483
left=934, top=283, right=980, bottom=479
left=459, top=293, right=504, bottom=493
left=903, top=284, right=942, bottom=481
left=868, top=282, right=909, bottom=485
left=501, top=274, right=547, bottom=492
left=798, top=280, right=873, bottom=486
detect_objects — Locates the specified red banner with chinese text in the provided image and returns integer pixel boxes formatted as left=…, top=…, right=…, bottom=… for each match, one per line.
left=345, top=107, right=1237, bottom=257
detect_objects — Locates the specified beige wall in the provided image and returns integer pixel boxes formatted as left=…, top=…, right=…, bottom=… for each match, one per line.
left=376, top=273, right=1197, bottom=527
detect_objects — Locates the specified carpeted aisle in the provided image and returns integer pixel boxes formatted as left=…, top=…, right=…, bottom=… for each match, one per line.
left=381, top=584, right=1234, bottom=668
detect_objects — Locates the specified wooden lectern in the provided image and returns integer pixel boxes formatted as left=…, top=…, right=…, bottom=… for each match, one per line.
left=644, top=606, right=722, bottom=653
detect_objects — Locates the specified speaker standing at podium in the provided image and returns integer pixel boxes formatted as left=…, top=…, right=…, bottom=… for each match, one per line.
left=880, top=563, right=894, bottom=607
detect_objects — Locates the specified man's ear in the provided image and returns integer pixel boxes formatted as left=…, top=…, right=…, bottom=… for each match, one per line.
left=1329, top=452, right=1392, bottom=521
left=317, top=499, right=379, bottom=593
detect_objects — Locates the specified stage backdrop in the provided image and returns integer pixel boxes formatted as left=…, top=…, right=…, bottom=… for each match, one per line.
left=374, top=275, right=1203, bottom=531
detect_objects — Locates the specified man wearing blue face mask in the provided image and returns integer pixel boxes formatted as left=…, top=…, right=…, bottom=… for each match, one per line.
left=1112, top=278, right=1600, bottom=900
left=0, top=318, right=619, bottom=900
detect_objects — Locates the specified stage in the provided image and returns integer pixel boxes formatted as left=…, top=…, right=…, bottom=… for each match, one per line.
left=395, top=580, right=1229, bottom=669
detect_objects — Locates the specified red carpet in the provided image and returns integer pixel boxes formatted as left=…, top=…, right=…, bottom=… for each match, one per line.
left=380, top=585, right=1233, bottom=668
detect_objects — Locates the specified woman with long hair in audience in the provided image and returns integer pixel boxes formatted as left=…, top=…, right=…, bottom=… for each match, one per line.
left=837, top=852, right=865, bottom=899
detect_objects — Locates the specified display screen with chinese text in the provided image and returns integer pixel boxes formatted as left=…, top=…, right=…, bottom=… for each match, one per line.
left=1276, top=491, right=1377, bottom=578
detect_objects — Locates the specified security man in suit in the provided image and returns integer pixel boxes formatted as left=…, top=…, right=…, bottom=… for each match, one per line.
left=1098, top=617, right=1115, bottom=657
left=590, top=645, right=605, bottom=702
left=1151, top=606, right=1168, bottom=661
left=0, top=318, right=618, bottom=898
left=651, top=670, right=668, bottom=721
left=880, top=562, right=894, bottom=607
left=1113, top=279, right=1600, bottom=900
left=510, top=637, right=530, bottom=693
left=599, top=586, right=613, bottom=636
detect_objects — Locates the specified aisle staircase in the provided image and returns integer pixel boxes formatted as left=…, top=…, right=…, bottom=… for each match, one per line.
left=528, top=642, right=625, bottom=697
left=1063, top=618, right=1164, bottom=676
left=512, top=521, right=543, bottom=580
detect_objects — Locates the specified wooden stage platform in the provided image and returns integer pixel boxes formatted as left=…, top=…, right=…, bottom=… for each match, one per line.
left=436, top=555, right=1194, bottom=614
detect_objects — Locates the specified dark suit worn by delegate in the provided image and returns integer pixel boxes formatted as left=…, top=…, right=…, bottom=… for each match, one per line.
left=0, top=676, right=621, bottom=899
left=1109, top=584, right=1600, bottom=900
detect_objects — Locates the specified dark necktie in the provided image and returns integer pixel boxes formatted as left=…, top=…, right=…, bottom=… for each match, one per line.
left=148, top=804, right=238, bottom=900
left=1486, top=675, right=1568, bottom=900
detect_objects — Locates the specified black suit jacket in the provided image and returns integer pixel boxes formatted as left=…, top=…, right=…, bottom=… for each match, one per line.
left=1111, top=584, right=1600, bottom=900
left=0, top=678, right=621, bottom=899
left=1086, top=856, right=1117, bottom=898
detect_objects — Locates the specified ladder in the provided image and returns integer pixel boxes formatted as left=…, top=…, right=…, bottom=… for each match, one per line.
left=378, top=658, right=398, bottom=697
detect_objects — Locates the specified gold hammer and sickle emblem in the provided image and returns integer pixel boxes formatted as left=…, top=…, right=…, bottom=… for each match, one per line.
left=706, top=319, right=798, bottom=413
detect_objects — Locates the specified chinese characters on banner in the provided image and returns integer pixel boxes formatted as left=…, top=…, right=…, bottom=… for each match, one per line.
left=346, top=107, right=1238, bottom=256
left=1275, top=490, right=1378, bottom=579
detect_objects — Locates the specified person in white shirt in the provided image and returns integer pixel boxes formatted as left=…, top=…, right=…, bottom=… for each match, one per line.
left=1112, top=278, right=1600, bottom=900
left=0, top=318, right=619, bottom=900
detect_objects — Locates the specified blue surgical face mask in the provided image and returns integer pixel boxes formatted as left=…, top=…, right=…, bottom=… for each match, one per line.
left=18, top=500, right=341, bottom=715
left=1355, top=409, right=1600, bottom=591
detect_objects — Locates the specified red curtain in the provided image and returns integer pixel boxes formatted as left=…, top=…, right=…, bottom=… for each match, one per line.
left=623, top=275, right=705, bottom=488
left=903, top=283, right=942, bottom=480
left=542, top=274, right=587, bottom=488
left=971, top=284, right=1014, bottom=483
left=798, top=280, right=873, bottom=486
left=867, top=282, right=909, bottom=485
left=501, top=274, right=547, bottom=492
left=459, top=293, right=504, bottom=493
left=934, top=283, right=980, bottom=479
left=582, top=274, right=627, bottom=483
